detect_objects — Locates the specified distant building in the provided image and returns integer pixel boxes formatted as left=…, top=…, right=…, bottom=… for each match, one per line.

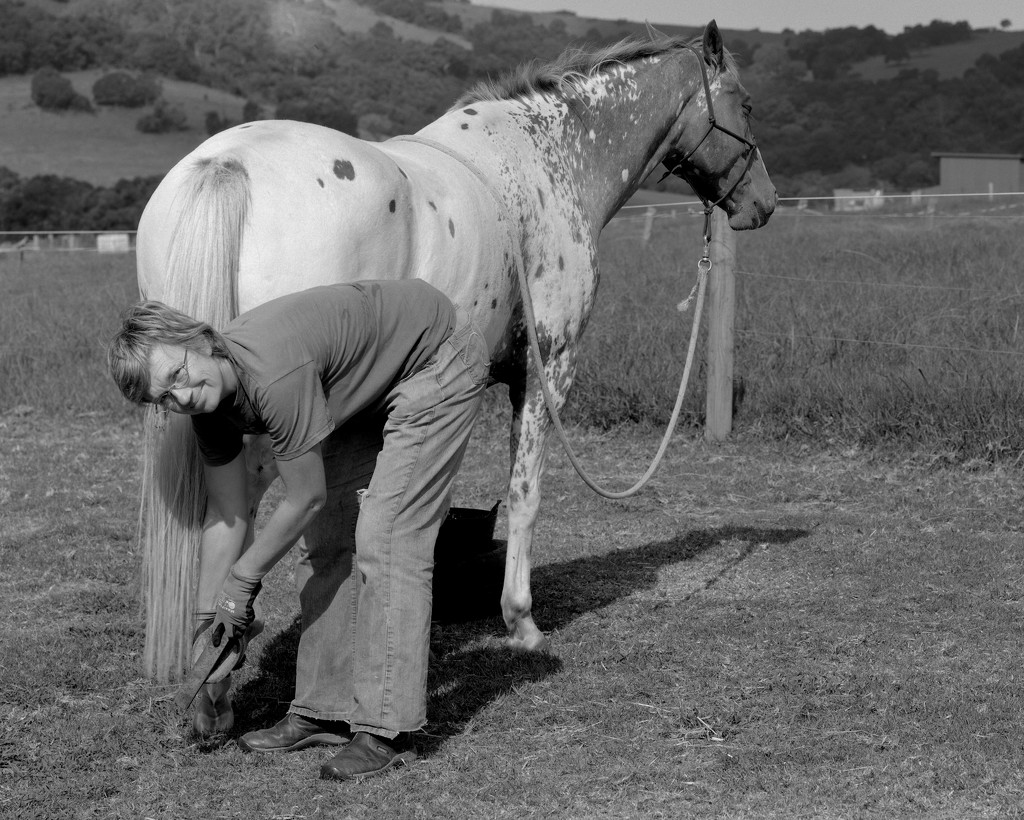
left=929, top=152, right=1023, bottom=195
left=832, top=188, right=884, bottom=212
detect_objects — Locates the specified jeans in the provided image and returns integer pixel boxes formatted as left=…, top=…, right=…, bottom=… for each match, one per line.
left=290, top=308, right=489, bottom=737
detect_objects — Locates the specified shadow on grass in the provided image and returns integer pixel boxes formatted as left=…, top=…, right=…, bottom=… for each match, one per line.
left=224, top=524, right=806, bottom=754
left=531, top=524, right=809, bottom=629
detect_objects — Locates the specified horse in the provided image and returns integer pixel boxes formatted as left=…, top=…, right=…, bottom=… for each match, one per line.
left=134, top=20, right=776, bottom=685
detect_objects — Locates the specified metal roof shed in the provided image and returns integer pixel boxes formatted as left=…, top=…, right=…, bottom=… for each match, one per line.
left=930, top=152, right=1023, bottom=195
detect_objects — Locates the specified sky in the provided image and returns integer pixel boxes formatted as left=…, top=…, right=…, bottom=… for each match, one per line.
left=471, top=1, right=1020, bottom=35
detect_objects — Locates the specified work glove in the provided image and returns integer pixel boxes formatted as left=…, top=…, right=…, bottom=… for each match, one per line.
left=211, top=567, right=263, bottom=648
left=192, top=605, right=265, bottom=685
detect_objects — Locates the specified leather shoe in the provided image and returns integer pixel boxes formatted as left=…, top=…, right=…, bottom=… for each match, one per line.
left=319, top=731, right=418, bottom=780
left=237, top=713, right=350, bottom=753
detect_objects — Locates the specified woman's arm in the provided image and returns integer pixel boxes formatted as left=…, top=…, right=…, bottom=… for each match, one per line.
left=208, top=442, right=327, bottom=641
left=197, top=451, right=250, bottom=612
left=230, top=442, right=327, bottom=581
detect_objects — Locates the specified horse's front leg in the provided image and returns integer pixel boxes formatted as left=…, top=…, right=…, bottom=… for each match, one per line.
left=193, top=434, right=278, bottom=736
left=502, top=346, right=574, bottom=653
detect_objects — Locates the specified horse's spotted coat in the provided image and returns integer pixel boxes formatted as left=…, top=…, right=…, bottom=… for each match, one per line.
left=333, top=159, right=355, bottom=180
left=135, top=24, right=776, bottom=673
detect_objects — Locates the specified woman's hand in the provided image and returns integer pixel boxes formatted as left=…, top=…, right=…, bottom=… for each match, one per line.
left=211, top=567, right=263, bottom=645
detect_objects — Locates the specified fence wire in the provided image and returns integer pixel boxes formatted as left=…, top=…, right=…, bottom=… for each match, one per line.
left=603, top=190, right=1024, bottom=362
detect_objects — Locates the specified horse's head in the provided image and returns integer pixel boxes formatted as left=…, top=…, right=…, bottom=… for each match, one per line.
left=663, top=21, right=777, bottom=230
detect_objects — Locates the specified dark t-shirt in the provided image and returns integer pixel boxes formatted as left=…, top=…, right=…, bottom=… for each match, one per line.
left=192, top=280, right=456, bottom=465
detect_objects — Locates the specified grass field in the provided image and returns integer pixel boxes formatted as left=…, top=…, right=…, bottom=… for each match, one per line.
left=3, top=209, right=1024, bottom=817
left=586, top=201, right=1024, bottom=463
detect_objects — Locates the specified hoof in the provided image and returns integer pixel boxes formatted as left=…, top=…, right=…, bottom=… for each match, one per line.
left=507, top=633, right=550, bottom=654
left=194, top=701, right=234, bottom=736
left=193, top=677, right=234, bottom=736
left=506, top=616, right=549, bottom=653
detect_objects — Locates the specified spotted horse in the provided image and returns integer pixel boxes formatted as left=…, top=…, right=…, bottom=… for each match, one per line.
left=133, top=21, right=777, bottom=724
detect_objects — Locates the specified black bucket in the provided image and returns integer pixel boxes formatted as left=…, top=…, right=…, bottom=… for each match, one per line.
left=435, top=499, right=501, bottom=561
left=433, top=500, right=504, bottom=622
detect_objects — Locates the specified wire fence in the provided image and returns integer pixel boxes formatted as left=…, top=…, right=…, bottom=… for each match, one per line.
left=0, top=229, right=137, bottom=255
left=563, top=190, right=1024, bottom=454
left=612, top=190, right=1024, bottom=287
left=5, top=192, right=1023, bottom=367
left=2, top=190, right=1020, bottom=251
left=3, top=190, right=1024, bottom=453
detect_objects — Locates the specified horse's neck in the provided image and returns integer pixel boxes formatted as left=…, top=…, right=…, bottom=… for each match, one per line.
left=563, top=55, right=702, bottom=224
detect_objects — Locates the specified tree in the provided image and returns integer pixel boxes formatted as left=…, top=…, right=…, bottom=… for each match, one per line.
left=0, top=38, right=29, bottom=75
left=204, top=110, right=236, bottom=136
left=276, top=98, right=358, bottom=135
left=884, top=39, right=911, bottom=65
left=0, top=174, right=93, bottom=230
left=128, top=33, right=202, bottom=81
left=745, top=42, right=806, bottom=90
left=358, top=112, right=396, bottom=141
left=136, top=99, right=188, bottom=133
left=242, top=99, right=261, bottom=122
left=92, top=71, right=160, bottom=107
left=31, top=67, right=93, bottom=112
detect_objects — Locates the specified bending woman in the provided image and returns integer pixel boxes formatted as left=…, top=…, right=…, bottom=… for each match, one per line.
left=108, top=279, right=490, bottom=781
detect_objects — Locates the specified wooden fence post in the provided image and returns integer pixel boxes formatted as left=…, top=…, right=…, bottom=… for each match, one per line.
left=705, top=208, right=736, bottom=442
left=642, top=206, right=655, bottom=243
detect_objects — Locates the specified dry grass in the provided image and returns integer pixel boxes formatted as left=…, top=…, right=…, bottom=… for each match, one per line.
left=4, top=406, right=1024, bottom=817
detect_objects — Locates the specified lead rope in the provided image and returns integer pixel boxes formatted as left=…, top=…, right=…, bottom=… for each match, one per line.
left=391, top=135, right=711, bottom=499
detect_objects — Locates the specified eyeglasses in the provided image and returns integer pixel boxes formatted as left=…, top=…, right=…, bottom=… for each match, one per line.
left=155, top=349, right=190, bottom=411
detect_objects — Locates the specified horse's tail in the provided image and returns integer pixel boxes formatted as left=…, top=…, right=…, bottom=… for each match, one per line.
left=140, top=156, right=250, bottom=682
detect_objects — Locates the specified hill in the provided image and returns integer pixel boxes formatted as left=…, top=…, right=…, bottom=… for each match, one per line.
left=0, top=0, right=784, bottom=188
left=0, top=0, right=795, bottom=188
left=271, top=0, right=472, bottom=49
left=1, top=0, right=1023, bottom=209
left=0, top=71, right=251, bottom=185
left=851, top=28, right=1024, bottom=80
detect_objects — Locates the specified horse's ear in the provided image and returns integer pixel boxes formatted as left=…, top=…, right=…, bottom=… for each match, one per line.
left=702, top=19, right=724, bottom=67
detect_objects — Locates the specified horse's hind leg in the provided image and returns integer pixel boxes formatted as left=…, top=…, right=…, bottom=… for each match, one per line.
left=502, top=351, right=575, bottom=652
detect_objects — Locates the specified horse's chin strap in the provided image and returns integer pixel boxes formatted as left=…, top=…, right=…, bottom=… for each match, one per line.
left=390, top=134, right=707, bottom=500
left=659, top=44, right=760, bottom=227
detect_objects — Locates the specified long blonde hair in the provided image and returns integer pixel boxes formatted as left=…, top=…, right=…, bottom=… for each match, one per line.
left=139, top=156, right=250, bottom=682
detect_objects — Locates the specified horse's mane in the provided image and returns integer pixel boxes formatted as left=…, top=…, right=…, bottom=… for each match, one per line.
left=452, top=32, right=738, bottom=109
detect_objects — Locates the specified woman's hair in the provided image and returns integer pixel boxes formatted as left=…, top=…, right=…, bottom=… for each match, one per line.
left=108, top=300, right=230, bottom=404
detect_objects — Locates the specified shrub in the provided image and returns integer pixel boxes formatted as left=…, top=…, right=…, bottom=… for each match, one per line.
left=92, top=71, right=160, bottom=107
left=128, top=33, right=202, bottom=82
left=30, top=67, right=93, bottom=112
left=204, top=110, right=233, bottom=136
left=276, top=98, right=357, bottom=135
left=136, top=99, right=188, bottom=133
left=242, top=99, right=261, bottom=122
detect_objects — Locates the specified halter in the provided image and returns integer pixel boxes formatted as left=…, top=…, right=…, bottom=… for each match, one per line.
left=663, top=44, right=760, bottom=251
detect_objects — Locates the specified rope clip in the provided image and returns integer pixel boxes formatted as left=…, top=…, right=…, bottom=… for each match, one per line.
left=678, top=256, right=711, bottom=313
